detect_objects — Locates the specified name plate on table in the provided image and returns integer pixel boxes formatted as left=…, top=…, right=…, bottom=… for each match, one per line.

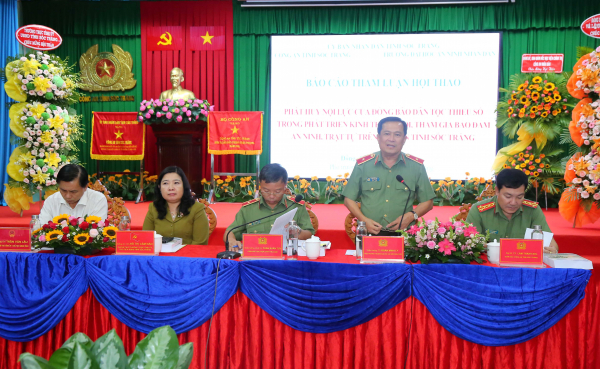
left=362, top=236, right=404, bottom=263
left=0, top=228, right=31, bottom=252
left=242, top=234, right=284, bottom=260
left=116, top=231, right=155, bottom=255
left=500, top=239, right=544, bottom=268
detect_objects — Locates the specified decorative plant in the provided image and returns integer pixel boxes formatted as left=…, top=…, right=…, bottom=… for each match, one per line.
left=32, top=214, right=115, bottom=255
left=560, top=45, right=600, bottom=227
left=401, top=218, right=488, bottom=264
left=18, top=326, right=193, bottom=369
left=2, top=51, right=84, bottom=214
left=138, top=98, right=213, bottom=124
left=431, top=173, right=496, bottom=206
left=91, top=170, right=158, bottom=201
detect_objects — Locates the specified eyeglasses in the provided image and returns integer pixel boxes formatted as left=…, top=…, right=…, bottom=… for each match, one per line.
left=261, top=188, right=285, bottom=196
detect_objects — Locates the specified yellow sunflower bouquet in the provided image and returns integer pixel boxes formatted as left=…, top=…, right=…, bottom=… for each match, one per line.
left=32, top=214, right=115, bottom=255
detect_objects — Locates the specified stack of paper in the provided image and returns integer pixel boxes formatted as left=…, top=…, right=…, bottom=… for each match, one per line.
left=543, top=253, right=593, bottom=269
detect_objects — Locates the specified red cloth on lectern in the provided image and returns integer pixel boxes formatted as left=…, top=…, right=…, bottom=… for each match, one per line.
left=140, top=1, right=234, bottom=177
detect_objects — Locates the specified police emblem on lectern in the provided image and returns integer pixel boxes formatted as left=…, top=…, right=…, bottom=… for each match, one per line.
left=79, top=44, right=136, bottom=92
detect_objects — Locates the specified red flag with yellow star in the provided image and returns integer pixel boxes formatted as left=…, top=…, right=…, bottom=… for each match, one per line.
left=207, top=112, right=263, bottom=155
left=190, top=26, right=225, bottom=51
left=91, top=112, right=145, bottom=160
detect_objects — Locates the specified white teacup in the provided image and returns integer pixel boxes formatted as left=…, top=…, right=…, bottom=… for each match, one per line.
left=487, top=239, right=500, bottom=265
left=303, top=237, right=321, bottom=260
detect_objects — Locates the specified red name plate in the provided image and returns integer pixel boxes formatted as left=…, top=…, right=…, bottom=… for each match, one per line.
left=500, top=239, right=543, bottom=265
left=0, top=228, right=31, bottom=252
left=521, top=54, right=564, bottom=73
left=116, top=231, right=155, bottom=255
left=363, top=236, right=404, bottom=260
left=242, top=234, right=282, bottom=259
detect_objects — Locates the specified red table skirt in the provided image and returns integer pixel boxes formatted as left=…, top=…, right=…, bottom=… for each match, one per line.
left=2, top=273, right=599, bottom=369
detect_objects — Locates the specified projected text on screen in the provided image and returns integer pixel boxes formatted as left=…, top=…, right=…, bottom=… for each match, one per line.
left=270, top=33, right=501, bottom=179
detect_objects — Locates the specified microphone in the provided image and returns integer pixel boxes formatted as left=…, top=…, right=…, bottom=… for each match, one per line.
left=217, top=194, right=304, bottom=259
left=396, top=175, right=414, bottom=232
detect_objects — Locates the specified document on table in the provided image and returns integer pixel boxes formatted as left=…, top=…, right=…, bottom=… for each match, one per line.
left=524, top=228, right=553, bottom=247
left=269, top=208, right=298, bottom=236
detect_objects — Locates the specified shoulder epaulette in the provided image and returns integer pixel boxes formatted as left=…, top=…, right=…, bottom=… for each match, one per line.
left=287, top=195, right=306, bottom=206
left=405, top=153, right=424, bottom=165
left=356, top=153, right=376, bottom=165
left=522, top=199, right=538, bottom=209
left=477, top=201, right=496, bottom=213
left=242, top=198, right=259, bottom=207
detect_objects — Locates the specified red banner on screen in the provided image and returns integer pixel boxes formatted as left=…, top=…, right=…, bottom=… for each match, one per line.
left=521, top=54, right=564, bottom=73
left=147, top=26, right=183, bottom=51
left=190, top=26, right=225, bottom=50
left=91, top=112, right=145, bottom=160
left=208, top=111, right=263, bottom=155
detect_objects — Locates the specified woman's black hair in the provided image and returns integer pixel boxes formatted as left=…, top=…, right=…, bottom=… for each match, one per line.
left=153, top=166, right=195, bottom=220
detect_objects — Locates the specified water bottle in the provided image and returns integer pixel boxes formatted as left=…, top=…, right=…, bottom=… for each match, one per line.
left=287, top=220, right=300, bottom=260
left=356, top=221, right=367, bottom=260
left=29, top=215, right=41, bottom=250
left=532, top=225, right=544, bottom=240
left=119, top=216, right=131, bottom=231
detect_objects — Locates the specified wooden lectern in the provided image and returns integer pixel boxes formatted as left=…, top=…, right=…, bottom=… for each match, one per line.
left=151, top=121, right=205, bottom=195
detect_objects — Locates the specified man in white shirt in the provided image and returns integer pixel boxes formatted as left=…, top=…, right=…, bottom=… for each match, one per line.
left=39, top=164, right=108, bottom=224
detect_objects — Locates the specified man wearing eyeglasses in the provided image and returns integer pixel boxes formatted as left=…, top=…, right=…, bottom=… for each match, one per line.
left=225, top=163, right=315, bottom=249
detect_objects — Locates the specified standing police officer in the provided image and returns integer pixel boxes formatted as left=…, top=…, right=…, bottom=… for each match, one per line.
left=342, top=116, right=435, bottom=235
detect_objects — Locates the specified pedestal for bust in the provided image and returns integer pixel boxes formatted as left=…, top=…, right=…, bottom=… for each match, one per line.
left=151, top=121, right=205, bottom=195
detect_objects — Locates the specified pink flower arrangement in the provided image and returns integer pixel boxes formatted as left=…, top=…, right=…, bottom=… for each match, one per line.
left=137, top=98, right=213, bottom=124
left=402, top=218, right=488, bottom=264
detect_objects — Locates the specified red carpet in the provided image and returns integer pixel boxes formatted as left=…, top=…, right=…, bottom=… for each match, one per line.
left=2, top=202, right=599, bottom=255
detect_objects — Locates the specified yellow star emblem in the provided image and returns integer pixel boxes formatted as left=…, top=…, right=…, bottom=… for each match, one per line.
left=201, top=31, right=214, bottom=45
left=98, top=62, right=114, bottom=78
left=44, top=152, right=61, bottom=167
left=115, top=130, right=124, bottom=139
left=231, top=126, right=239, bottom=134
left=32, top=169, right=49, bottom=184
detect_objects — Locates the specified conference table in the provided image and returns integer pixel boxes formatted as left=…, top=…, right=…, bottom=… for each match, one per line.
left=0, top=244, right=598, bottom=369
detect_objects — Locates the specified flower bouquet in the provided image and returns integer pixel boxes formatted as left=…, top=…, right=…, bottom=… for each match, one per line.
left=558, top=150, right=600, bottom=227
left=3, top=51, right=83, bottom=214
left=33, top=214, right=118, bottom=255
left=401, top=218, right=488, bottom=264
left=138, top=98, right=213, bottom=124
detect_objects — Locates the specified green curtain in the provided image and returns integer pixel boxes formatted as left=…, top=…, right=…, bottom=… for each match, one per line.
left=232, top=0, right=600, bottom=172
left=21, top=1, right=142, bottom=174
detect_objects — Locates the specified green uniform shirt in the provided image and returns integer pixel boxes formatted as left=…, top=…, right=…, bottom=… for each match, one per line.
left=142, top=202, right=210, bottom=245
left=466, top=196, right=551, bottom=239
left=342, top=151, right=435, bottom=226
left=225, top=195, right=315, bottom=241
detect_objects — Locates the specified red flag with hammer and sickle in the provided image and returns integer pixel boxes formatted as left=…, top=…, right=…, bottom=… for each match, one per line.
left=147, top=26, right=183, bottom=51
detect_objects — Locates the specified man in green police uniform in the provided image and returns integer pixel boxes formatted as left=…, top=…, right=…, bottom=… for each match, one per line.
left=343, top=116, right=435, bottom=235
left=466, top=168, right=559, bottom=253
left=225, top=163, right=315, bottom=250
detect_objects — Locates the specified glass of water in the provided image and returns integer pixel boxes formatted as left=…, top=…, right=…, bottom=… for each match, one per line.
left=119, top=216, right=131, bottom=231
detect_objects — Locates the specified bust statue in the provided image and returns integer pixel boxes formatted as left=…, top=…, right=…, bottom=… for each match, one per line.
left=159, top=67, right=196, bottom=101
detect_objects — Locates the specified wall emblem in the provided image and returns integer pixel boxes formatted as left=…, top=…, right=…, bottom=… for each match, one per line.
left=79, top=44, right=136, bottom=92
